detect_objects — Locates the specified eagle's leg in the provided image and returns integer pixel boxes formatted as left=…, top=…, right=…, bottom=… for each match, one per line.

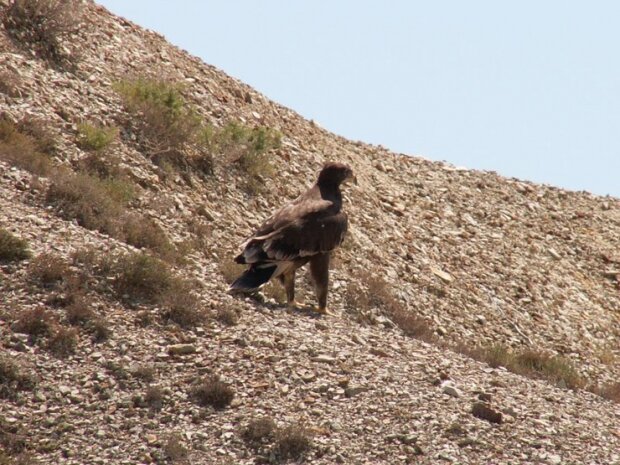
left=310, top=253, right=330, bottom=314
left=278, top=270, right=299, bottom=308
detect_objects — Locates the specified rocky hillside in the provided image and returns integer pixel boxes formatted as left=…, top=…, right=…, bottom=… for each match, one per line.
left=1, top=1, right=619, bottom=464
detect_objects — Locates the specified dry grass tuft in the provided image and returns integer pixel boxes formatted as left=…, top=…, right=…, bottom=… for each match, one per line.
left=46, top=326, right=78, bottom=357
left=12, top=307, right=56, bottom=341
left=216, top=307, right=239, bottom=326
left=28, top=253, right=70, bottom=288
left=112, top=252, right=174, bottom=304
left=590, top=382, right=620, bottom=403
left=460, top=344, right=584, bottom=390
left=0, top=357, right=36, bottom=400
left=218, top=260, right=245, bottom=285
left=272, top=425, right=313, bottom=462
left=2, top=0, right=82, bottom=66
left=0, top=70, right=23, bottom=97
left=162, top=433, right=188, bottom=463
left=190, top=375, right=235, bottom=409
left=0, top=229, right=31, bottom=262
left=241, top=417, right=276, bottom=446
left=144, top=385, right=164, bottom=411
left=345, top=271, right=432, bottom=340
left=0, top=116, right=53, bottom=175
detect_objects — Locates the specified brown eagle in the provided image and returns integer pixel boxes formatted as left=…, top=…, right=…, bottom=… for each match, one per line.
left=230, top=162, right=355, bottom=314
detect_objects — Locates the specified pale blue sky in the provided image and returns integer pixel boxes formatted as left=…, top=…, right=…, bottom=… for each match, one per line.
left=98, top=1, right=620, bottom=197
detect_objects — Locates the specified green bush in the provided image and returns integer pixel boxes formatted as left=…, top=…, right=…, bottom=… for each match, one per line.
left=76, top=123, right=117, bottom=151
left=0, top=229, right=31, bottom=262
left=203, top=122, right=281, bottom=193
left=114, top=78, right=212, bottom=175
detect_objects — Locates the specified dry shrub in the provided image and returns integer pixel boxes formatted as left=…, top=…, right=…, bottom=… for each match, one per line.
left=114, top=78, right=213, bottom=177
left=0, top=356, right=36, bottom=400
left=0, top=70, right=23, bottom=97
left=161, top=285, right=206, bottom=328
left=77, top=151, right=125, bottom=180
left=190, top=375, right=235, bottom=409
left=2, top=0, right=82, bottom=66
left=64, top=294, right=94, bottom=325
left=15, top=117, right=57, bottom=155
left=0, top=116, right=52, bottom=175
left=88, top=318, right=111, bottom=342
left=0, top=420, right=27, bottom=457
left=0, top=229, right=31, bottom=262
left=130, top=364, right=155, bottom=382
left=219, top=260, right=245, bottom=285
left=241, top=417, right=276, bottom=446
left=46, top=171, right=127, bottom=236
left=163, top=433, right=188, bottom=463
left=460, top=344, right=584, bottom=390
left=345, top=271, right=431, bottom=340
left=12, top=306, right=56, bottom=340
left=46, top=326, right=78, bottom=357
left=216, top=307, right=238, bottom=326
left=112, top=252, right=174, bottom=303
left=76, top=122, right=117, bottom=151
left=591, top=382, right=620, bottom=403
left=122, top=214, right=180, bottom=263
left=204, top=122, right=281, bottom=193
left=28, top=252, right=70, bottom=288
left=144, top=385, right=164, bottom=411
left=273, top=425, right=312, bottom=462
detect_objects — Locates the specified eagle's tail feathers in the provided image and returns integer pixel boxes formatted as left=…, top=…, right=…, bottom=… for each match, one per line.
left=229, top=264, right=277, bottom=292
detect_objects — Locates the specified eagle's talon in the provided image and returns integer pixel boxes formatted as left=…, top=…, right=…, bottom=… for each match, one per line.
left=287, top=300, right=304, bottom=309
left=313, top=306, right=332, bottom=315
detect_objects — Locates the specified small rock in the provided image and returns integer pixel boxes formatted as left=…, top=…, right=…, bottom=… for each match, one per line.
left=431, top=267, right=453, bottom=283
left=344, top=386, right=368, bottom=398
left=471, top=402, right=503, bottom=424
left=441, top=382, right=462, bottom=398
left=168, top=344, right=197, bottom=355
left=312, top=354, right=336, bottom=364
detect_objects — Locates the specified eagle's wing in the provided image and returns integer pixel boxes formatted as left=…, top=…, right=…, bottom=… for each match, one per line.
left=236, top=199, right=348, bottom=264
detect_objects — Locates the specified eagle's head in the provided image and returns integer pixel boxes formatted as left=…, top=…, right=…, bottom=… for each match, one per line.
left=317, top=162, right=356, bottom=186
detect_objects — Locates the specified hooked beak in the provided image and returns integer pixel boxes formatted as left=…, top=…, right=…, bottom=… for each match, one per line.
left=345, top=172, right=357, bottom=186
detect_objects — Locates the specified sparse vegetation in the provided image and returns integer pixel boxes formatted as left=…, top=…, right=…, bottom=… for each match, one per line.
left=144, top=385, right=164, bottom=411
left=219, top=260, right=244, bottom=285
left=272, top=425, right=312, bottom=462
left=345, top=272, right=432, bottom=340
left=241, top=417, right=276, bottom=446
left=46, top=171, right=128, bottom=236
left=114, top=78, right=212, bottom=176
left=0, top=357, right=36, bottom=400
left=28, top=253, right=70, bottom=288
left=46, top=326, right=78, bottom=357
left=460, top=344, right=584, bottom=390
left=205, top=122, right=281, bottom=193
left=161, top=286, right=206, bottom=328
left=0, top=70, right=23, bottom=97
left=76, top=122, right=117, bottom=151
left=0, top=116, right=53, bottom=175
left=2, top=0, right=82, bottom=66
left=162, top=433, right=188, bottom=463
left=12, top=307, right=55, bottom=341
left=190, top=375, right=235, bottom=409
left=112, top=252, right=174, bottom=304
left=16, top=117, right=57, bottom=155
left=590, top=382, right=620, bottom=403
left=0, top=229, right=31, bottom=262
left=216, top=307, right=238, bottom=326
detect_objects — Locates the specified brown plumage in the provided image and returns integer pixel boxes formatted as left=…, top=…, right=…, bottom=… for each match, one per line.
left=230, top=162, right=355, bottom=314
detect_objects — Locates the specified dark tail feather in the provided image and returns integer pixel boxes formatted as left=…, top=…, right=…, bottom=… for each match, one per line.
left=229, top=264, right=277, bottom=292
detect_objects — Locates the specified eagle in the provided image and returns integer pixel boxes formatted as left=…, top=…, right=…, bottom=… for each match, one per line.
left=230, top=162, right=355, bottom=314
